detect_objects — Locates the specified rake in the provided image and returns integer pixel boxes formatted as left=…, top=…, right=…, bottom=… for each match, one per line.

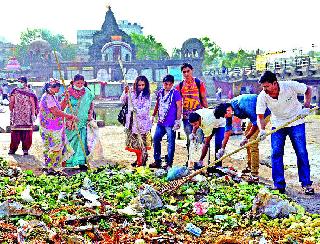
left=53, top=50, right=91, bottom=169
left=158, top=106, right=319, bottom=194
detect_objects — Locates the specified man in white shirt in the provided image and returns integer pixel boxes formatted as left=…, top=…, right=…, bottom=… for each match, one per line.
left=188, top=108, right=226, bottom=170
left=256, top=71, right=314, bottom=195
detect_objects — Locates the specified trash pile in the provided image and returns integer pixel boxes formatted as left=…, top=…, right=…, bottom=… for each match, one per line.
left=0, top=157, right=319, bottom=243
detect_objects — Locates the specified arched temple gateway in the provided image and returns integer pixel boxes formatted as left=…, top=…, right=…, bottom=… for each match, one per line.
left=46, top=6, right=205, bottom=82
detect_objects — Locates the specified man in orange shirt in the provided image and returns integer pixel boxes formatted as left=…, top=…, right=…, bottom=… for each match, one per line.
left=176, top=63, right=209, bottom=161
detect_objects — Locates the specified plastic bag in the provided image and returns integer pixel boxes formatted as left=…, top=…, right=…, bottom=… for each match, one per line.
left=138, top=184, right=163, bottom=210
left=166, top=166, right=189, bottom=181
left=87, top=120, right=103, bottom=160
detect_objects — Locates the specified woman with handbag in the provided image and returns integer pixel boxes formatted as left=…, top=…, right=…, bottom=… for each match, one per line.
left=65, top=74, right=95, bottom=170
left=120, top=75, right=152, bottom=167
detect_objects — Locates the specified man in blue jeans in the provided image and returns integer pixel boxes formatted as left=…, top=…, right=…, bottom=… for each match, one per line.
left=150, top=75, right=182, bottom=169
left=256, top=71, right=314, bottom=195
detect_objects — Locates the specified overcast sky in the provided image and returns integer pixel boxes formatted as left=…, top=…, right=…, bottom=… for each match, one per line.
left=1, top=0, right=319, bottom=54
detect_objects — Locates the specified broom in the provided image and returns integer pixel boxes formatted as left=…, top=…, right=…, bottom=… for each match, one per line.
left=53, top=50, right=91, bottom=170
left=158, top=106, right=319, bottom=194
left=118, top=58, right=147, bottom=166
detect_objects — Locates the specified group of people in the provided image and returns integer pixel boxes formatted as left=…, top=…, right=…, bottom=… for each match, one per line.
left=120, top=64, right=314, bottom=195
left=8, top=74, right=95, bottom=173
left=7, top=63, right=315, bottom=195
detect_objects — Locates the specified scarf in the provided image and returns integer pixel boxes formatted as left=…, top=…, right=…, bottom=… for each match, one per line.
left=68, top=86, right=86, bottom=99
left=158, top=88, right=174, bottom=123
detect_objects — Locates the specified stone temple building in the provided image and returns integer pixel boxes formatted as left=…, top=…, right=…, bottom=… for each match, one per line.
left=18, top=6, right=204, bottom=83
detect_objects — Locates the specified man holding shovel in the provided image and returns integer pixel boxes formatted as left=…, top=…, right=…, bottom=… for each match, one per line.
left=256, top=71, right=314, bottom=195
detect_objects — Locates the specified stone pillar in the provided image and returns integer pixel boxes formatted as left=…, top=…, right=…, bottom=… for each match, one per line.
left=152, top=68, right=156, bottom=82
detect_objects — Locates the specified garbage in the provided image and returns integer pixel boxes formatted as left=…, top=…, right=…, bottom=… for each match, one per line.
left=135, top=239, right=146, bottom=244
left=193, top=202, right=209, bottom=215
left=20, top=185, right=34, bottom=202
left=191, top=174, right=207, bottom=182
left=166, top=166, right=189, bottom=181
left=164, top=205, right=178, bottom=212
left=252, top=189, right=296, bottom=218
left=80, top=189, right=101, bottom=207
left=185, top=223, right=202, bottom=237
left=138, top=184, right=163, bottom=210
left=155, top=168, right=167, bottom=178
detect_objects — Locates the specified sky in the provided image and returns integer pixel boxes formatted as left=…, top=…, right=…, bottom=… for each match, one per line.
left=1, top=0, right=319, bottom=54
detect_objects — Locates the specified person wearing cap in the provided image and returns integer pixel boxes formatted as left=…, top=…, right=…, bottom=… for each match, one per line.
left=65, top=74, right=95, bottom=170
left=256, top=71, right=314, bottom=195
left=149, top=74, right=182, bottom=169
left=39, top=78, right=77, bottom=173
left=8, top=76, right=38, bottom=156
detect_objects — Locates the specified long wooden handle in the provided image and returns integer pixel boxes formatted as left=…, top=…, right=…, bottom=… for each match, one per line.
left=184, top=106, right=319, bottom=182
left=53, top=50, right=90, bottom=169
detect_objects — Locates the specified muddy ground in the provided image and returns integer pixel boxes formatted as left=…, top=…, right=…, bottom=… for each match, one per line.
left=0, top=117, right=319, bottom=213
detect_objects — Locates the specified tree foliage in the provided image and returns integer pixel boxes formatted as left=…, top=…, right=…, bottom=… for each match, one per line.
left=200, top=37, right=222, bottom=69
left=16, top=28, right=76, bottom=65
left=221, top=49, right=255, bottom=69
left=130, top=33, right=169, bottom=60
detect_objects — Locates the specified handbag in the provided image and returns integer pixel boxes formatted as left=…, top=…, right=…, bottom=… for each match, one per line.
left=117, top=103, right=128, bottom=126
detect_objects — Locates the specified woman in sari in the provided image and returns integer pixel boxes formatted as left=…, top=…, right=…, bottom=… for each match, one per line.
left=120, top=75, right=152, bottom=167
left=65, top=74, right=95, bottom=170
left=39, top=78, right=77, bottom=172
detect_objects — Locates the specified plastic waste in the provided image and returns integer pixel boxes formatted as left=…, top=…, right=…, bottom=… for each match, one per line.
left=138, top=184, right=163, bottom=210
left=58, top=192, right=67, bottom=200
left=193, top=202, right=209, bottom=215
left=166, top=166, right=189, bottom=181
left=252, top=188, right=296, bottom=218
left=185, top=223, right=202, bottom=237
left=80, top=189, right=101, bottom=207
left=191, top=174, right=207, bottom=182
left=21, top=185, right=34, bottom=202
left=155, top=169, right=167, bottom=178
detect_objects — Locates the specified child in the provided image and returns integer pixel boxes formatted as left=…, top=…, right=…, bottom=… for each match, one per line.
left=150, top=75, right=182, bottom=169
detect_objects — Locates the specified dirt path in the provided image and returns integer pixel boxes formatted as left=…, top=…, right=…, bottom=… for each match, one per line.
left=1, top=117, right=319, bottom=212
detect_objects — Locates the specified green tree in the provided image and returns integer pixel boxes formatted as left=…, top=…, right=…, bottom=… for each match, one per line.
left=221, top=49, right=255, bottom=69
left=16, top=28, right=76, bottom=65
left=200, top=36, right=222, bottom=69
left=130, top=33, right=169, bottom=60
left=171, top=48, right=181, bottom=59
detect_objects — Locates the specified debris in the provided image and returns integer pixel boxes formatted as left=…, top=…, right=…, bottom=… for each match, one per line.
left=166, top=166, right=189, bottom=181
left=21, top=185, right=34, bottom=202
left=185, top=223, right=202, bottom=237
left=252, top=189, right=296, bottom=218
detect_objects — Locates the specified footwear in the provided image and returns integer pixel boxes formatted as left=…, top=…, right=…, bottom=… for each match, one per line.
left=23, top=151, right=28, bottom=156
left=194, top=161, right=204, bottom=170
left=131, top=162, right=137, bottom=167
left=271, top=187, right=286, bottom=194
left=247, top=175, right=259, bottom=184
left=149, top=162, right=161, bottom=168
left=79, top=164, right=88, bottom=171
left=8, top=150, right=15, bottom=155
left=241, top=166, right=251, bottom=174
left=303, top=185, right=315, bottom=195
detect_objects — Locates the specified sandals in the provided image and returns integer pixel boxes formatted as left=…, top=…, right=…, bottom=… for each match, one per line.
left=241, top=167, right=251, bottom=174
left=247, top=175, right=259, bottom=184
left=303, top=185, right=315, bottom=195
